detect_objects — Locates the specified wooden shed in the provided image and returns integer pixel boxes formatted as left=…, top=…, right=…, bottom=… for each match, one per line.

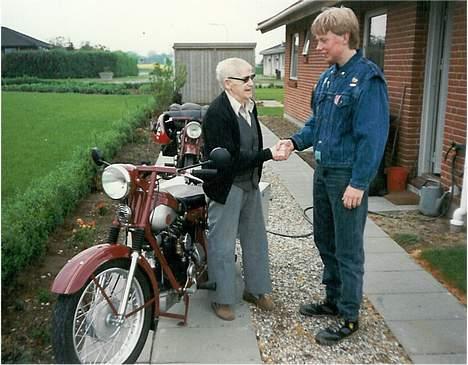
left=173, top=42, right=256, bottom=104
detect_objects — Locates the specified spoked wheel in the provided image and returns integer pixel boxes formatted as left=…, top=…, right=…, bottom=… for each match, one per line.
left=52, top=259, right=152, bottom=364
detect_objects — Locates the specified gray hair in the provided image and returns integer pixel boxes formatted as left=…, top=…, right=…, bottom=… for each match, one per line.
left=216, top=58, right=252, bottom=89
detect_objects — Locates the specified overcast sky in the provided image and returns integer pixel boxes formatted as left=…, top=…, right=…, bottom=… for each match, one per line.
left=1, top=0, right=294, bottom=61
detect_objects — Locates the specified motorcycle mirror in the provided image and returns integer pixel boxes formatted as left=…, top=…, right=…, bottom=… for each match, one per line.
left=209, top=147, right=231, bottom=168
left=91, top=147, right=105, bottom=166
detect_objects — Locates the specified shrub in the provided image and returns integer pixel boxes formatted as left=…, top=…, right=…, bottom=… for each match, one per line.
left=1, top=79, right=152, bottom=95
left=149, top=58, right=187, bottom=111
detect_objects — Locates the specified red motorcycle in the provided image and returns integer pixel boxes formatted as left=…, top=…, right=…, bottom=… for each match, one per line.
left=51, top=146, right=229, bottom=364
left=151, top=103, right=207, bottom=168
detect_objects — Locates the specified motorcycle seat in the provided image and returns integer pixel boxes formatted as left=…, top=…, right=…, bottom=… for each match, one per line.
left=164, top=103, right=209, bottom=121
left=162, top=184, right=206, bottom=210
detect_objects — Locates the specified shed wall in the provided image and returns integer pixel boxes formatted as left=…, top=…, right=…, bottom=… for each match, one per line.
left=174, top=44, right=256, bottom=104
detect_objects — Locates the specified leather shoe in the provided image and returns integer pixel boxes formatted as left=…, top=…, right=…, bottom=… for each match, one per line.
left=243, top=291, right=274, bottom=311
left=211, top=302, right=235, bottom=321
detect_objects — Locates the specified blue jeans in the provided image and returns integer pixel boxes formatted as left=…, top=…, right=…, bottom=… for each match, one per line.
left=313, top=165, right=368, bottom=321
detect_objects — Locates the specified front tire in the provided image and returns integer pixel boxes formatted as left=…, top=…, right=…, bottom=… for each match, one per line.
left=52, top=259, right=152, bottom=364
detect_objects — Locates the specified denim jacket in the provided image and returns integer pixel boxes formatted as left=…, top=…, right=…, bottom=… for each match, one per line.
left=291, top=50, right=389, bottom=190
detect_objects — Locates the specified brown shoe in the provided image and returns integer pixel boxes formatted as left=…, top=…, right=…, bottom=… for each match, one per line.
left=211, top=302, right=235, bottom=321
left=243, top=291, right=274, bottom=311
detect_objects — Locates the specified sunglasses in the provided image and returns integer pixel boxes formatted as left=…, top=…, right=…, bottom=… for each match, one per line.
left=227, top=74, right=256, bottom=83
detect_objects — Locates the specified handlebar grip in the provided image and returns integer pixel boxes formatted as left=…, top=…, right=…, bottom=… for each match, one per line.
left=191, top=169, right=218, bottom=179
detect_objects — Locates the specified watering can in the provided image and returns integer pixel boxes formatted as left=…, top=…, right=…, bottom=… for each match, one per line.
left=418, top=182, right=449, bottom=217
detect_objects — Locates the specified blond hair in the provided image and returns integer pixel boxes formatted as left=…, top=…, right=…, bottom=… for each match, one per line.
left=311, top=6, right=360, bottom=49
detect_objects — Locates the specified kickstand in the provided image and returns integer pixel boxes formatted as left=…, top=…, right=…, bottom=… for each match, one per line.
left=177, top=293, right=190, bottom=326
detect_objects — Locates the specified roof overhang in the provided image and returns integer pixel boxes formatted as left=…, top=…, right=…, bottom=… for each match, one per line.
left=173, top=43, right=256, bottom=50
left=257, top=0, right=338, bottom=33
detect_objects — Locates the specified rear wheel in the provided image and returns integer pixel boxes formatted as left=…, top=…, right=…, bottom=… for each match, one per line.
left=52, top=259, right=152, bottom=364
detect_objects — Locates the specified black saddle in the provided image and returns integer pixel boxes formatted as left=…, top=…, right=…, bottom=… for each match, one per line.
left=164, top=103, right=209, bottom=121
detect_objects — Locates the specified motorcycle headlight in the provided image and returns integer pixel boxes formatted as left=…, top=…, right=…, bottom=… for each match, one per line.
left=101, top=164, right=131, bottom=200
left=186, top=121, right=202, bottom=139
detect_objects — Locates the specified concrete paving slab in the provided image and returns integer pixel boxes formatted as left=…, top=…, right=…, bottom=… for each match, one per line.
left=157, top=295, right=252, bottom=330
left=386, top=318, right=467, bottom=355
left=151, top=326, right=261, bottom=363
left=364, top=236, right=406, bottom=253
left=367, top=292, right=467, bottom=321
left=364, top=270, right=447, bottom=294
left=411, top=353, right=467, bottom=364
left=365, top=252, right=423, bottom=272
left=364, top=219, right=391, bottom=238
left=369, top=196, right=419, bottom=212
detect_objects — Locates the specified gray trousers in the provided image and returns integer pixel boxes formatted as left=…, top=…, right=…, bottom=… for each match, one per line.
left=207, top=185, right=272, bottom=305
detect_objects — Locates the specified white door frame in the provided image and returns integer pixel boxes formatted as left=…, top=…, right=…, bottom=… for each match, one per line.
left=418, top=1, right=454, bottom=175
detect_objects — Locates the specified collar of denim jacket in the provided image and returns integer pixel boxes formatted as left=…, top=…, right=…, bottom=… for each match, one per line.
left=332, top=49, right=363, bottom=76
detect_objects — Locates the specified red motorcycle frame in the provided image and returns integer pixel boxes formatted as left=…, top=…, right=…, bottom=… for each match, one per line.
left=51, top=147, right=228, bottom=364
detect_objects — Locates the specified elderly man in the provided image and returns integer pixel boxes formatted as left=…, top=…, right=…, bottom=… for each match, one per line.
left=202, top=57, right=281, bottom=321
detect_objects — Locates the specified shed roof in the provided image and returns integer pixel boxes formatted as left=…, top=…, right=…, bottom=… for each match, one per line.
left=173, top=42, right=256, bottom=50
left=257, top=0, right=337, bottom=33
left=260, top=43, right=286, bottom=55
left=1, top=26, right=51, bottom=49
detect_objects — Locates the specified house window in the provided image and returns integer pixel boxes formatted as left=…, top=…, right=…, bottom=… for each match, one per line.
left=364, top=10, right=387, bottom=70
left=290, top=33, right=299, bottom=79
left=302, top=29, right=311, bottom=55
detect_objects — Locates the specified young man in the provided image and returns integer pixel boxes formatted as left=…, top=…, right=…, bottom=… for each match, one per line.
left=202, top=58, right=282, bottom=321
left=277, top=7, right=389, bottom=345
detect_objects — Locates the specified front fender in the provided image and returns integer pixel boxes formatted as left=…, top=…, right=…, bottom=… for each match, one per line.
left=51, top=244, right=158, bottom=296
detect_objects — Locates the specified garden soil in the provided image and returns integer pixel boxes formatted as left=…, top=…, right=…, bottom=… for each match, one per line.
left=1, top=119, right=466, bottom=363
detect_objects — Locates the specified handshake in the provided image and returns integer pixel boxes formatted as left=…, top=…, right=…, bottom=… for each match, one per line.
left=269, top=139, right=295, bottom=161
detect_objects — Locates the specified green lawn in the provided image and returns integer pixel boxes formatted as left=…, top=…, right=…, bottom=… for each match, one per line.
left=421, top=245, right=467, bottom=294
left=1, top=92, right=152, bottom=201
left=257, top=107, right=284, bottom=117
left=255, top=87, right=284, bottom=103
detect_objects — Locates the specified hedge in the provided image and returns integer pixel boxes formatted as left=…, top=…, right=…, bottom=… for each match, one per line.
left=1, top=49, right=138, bottom=78
left=2, top=78, right=152, bottom=95
left=1, top=98, right=156, bottom=283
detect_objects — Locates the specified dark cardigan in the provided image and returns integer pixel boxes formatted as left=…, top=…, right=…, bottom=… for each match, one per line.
left=202, top=91, right=273, bottom=204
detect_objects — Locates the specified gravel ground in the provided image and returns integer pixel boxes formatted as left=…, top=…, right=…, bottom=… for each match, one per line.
left=245, top=165, right=412, bottom=364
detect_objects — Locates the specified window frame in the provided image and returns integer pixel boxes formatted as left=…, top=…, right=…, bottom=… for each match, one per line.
left=289, top=32, right=300, bottom=80
left=302, top=29, right=311, bottom=56
left=363, top=8, right=387, bottom=69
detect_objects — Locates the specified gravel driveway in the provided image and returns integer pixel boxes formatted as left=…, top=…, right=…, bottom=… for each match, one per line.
left=245, top=165, right=412, bottom=364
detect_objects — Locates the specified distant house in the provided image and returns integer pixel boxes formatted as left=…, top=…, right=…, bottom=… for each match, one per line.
left=173, top=43, right=256, bottom=104
left=1, top=26, right=51, bottom=54
left=260, top=43, right=285, bottom=78
left=258, top=1, right=466, bottom=205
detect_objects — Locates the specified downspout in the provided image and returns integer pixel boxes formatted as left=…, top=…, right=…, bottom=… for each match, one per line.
left=450, top=127, right=468, bottom=230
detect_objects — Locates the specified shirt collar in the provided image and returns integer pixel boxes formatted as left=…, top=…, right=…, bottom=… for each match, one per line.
left=225, top=91, right=254, bottom=116
left=331, top=49, right=362, bottom=76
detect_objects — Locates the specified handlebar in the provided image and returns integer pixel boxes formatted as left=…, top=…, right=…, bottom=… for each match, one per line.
left=190, top=169, right=218, bottom=179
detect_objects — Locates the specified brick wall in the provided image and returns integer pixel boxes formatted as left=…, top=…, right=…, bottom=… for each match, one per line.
left=440, top=0, right=467, bottom=191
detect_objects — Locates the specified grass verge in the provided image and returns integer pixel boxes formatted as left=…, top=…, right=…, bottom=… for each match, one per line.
left=420, top=245, right=466, bottom=294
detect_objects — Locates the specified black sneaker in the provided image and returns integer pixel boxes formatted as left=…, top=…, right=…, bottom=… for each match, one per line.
left=315, top=319, right=359, bottom=346
left=299, top=300, right=338, bottom=317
